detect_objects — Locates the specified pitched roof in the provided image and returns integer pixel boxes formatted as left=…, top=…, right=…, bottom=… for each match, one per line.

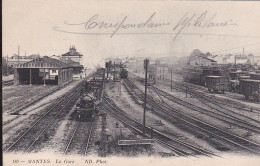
left=62, top=59, right=83, bottom=68
left=15, top=57, right=72, bottom=68
left=190, top=54, right=217, bottom=62
left=62, top=52, right=83, bottom=57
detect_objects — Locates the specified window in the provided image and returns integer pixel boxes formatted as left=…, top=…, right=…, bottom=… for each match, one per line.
left=52, top=70, right=56, bottom=73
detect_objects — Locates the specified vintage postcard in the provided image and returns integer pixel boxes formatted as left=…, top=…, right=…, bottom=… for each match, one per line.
left=2, top=0, right=260, bottom=166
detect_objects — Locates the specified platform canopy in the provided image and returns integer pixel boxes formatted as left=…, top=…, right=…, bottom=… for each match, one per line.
left=13, top=57, right=74, bottom=86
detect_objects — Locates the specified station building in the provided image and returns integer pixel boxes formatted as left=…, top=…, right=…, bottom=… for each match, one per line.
left=14, top=56, right=73, bottom=86
left=61, top=46, right=83, bottom=64
left=62, top=58, right=84, bottom=74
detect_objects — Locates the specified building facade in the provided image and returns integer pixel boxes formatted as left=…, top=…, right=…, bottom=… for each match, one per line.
left=14, top=57, right=73, bottom=86
left=61, top=46, right=83, bottom=64
left=189, top=56, right=217, bottom=67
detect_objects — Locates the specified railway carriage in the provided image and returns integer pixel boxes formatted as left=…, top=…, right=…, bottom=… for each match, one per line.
left=240, top=79, right=260, bottom=102
left=205, top=76, right=229, bottom=93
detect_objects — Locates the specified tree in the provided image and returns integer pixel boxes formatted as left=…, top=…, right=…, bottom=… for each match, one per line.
left=205, top=52, right=212, bottom=58
left=190, top=49, right=202, bottom=57
left=2, top=58, right=14, bottom=76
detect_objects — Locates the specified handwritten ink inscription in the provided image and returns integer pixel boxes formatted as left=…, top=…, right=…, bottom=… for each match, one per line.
left=53, top=11, right=237, bottom=41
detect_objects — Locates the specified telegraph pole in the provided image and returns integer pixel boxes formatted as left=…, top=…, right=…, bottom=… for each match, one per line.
left=235, top=55, right=237, bottom=71
left=154, top=66, right=157, bottom=85
left=114, top=61, right=116, bottom=83
left=171, top=68, right=173, bottom=92
left=186, top=79, right=188, bottom=98
left=163, top=66, right=165, bottom=82
left=119, top=62, right=122, bottom=96
left=143, top=59, right=149, bottom=135
left=18, top=45, right=20, bottom=64
left=6, top=55, right=9, bottom=75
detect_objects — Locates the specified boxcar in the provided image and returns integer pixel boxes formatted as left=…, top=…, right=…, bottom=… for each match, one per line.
left=240, top=79, right=260, bottom=101
left=250, top=73, right=260, bottom=80
left=183, top=70, right=202, bottom=84
left=205, top=76, right=229, bottom=93
left=229, top=71, right=249, bottom=80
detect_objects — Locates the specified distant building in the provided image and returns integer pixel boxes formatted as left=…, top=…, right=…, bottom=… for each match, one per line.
left=155, top=64, right=168, bottom=81
left=254, top=56, right=260, bottom=65
left=61, top=46, right=83, bottom=64
left=6, top=54, right=40, bottom=67
left=188, top=55, right=217, bottom=67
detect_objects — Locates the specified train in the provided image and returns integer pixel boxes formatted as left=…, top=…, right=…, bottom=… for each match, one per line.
left=75, top=70, right=105, bottom=120
left=183, top=66, right=229, bottom=86
left=182, top=66, right=260, bottom=101
left=75, top=92, right=99, bottom=120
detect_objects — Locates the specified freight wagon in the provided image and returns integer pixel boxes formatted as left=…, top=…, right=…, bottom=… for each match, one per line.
left=240, top=79, right=260, bottom=102
left=205, top=76, right=229, bottom=93
left=183, top=66, right=226, bottom=86
left=229, top=71, right=249, bottom=80
left=183, top=70, right=203, bottom=85
left=250, top=73, right=260, bottom=80
left=229, top=75, right=250, bottom=92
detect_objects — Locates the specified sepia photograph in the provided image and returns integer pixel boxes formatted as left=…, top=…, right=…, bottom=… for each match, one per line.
left=2, top=0, right=260, bottom=166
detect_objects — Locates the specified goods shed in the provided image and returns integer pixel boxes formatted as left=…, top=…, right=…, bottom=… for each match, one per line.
left=14, top=57, right=73, bottom=86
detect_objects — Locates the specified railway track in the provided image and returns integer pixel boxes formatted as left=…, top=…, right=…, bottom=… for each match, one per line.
left=3, top=72, right=96, bottom=130
left=134, top=74, right=260, bottom=120
left=133, top=76, right=260, bottom=128
left=102, top=94, right=216, bottom=157
left=123, top=78, right=260, bottom=155
left=3, top=88, right=81, bottom=153
left=148, top=84, right=260, bottom=134
left=3, top=75, right=94, bottom=154
left=63, top=120, right=95, bottom=156
left=164, top=78, right=260, bottom=113
left=134, top=73, right=260, bottom=112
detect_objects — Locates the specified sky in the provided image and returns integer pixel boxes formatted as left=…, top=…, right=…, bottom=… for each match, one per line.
left=3, top=0, right=260, bottom=68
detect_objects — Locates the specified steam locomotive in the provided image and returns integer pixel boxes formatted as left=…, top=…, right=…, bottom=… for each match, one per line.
left=75, top=92, right=99, bottom=120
